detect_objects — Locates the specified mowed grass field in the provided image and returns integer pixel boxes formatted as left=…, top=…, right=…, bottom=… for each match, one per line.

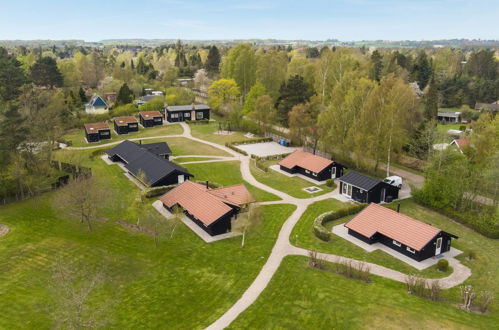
left=0, top=144, right=295, bottom=328
left=189, top=115, right=260, bottom=145
left=291, top=198, right=499, bottom=312
left=229, top=256, right=498, bottom=329
left=63, top=123, right=184, bottom=147
left=183, top=161, right=280, bottom=202
left=249, top=160, right=335, bottom=199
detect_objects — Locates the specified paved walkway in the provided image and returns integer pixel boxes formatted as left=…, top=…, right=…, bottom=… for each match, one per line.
left=69, top=121, right=473, bottom=329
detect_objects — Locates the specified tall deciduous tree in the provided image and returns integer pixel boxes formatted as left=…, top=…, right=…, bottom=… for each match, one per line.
left=243, top=82, right=266, bottom=114
left=256, top=50, right=288, bottom=100
left=221, top=43, right=256, bottom=99
left=207, top=78, right=240, bottom=112
left=29, top=56, right=63, bottom=88
left=249, top=95, right=277, bottom=133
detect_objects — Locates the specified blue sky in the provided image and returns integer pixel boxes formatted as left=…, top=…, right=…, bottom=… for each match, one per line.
left=1, top=0, right=498, bottom=41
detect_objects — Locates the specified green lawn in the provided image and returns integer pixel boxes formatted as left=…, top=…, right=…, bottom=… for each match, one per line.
left=249, top=160, right=335, bottom=199
left=291, top=199, right=471, bottom=279
left=229, top=256, right=498, bottom=329
left=0, top=144, right=295, bottom=328
left=189, top=114, right=260, bottom=145
left=138, top=136, right=231, bottom=157
left=183, top=161, right=280, bottom=202
left=63, top=123, right=184, bottom=147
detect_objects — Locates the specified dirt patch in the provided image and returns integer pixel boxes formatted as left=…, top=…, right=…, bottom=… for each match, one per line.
left=0, top=224, right=10, bottom=237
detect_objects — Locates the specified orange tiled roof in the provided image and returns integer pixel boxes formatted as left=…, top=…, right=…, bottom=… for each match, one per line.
left=278, top=150, right=334, bottom=173
left=345, top=203, right=441, bottom=251
left=114, top=116, right=138, bottom=126
left=454, top=138, right=469, bottom=148
left=84, top=122, right=109, bottom=134
left=159, top=181, right=253, bottom=226
left=139, top=111, right=163, bottom=119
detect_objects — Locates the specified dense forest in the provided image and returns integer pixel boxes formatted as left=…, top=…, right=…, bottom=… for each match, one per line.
left=0, top=41, right=497, bottom=235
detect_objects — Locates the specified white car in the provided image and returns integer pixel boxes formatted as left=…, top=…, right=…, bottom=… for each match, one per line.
left=383, top=176, right=403, bottom=189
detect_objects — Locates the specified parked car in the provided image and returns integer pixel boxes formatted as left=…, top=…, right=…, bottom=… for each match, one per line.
left=383, top=175, right=403, bottom=189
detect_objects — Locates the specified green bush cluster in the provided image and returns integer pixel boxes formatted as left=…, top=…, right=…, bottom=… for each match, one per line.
left=254, top=158, right=269, bottom=172
left=225, top=143, right=248, bottom=155
left=185, top=119, right=210, bottom=125
left=437, top=259, right=449, bottom=271
left=325, top=179, right=334, bottom=187
left=312, top=203, right=368, bottom=241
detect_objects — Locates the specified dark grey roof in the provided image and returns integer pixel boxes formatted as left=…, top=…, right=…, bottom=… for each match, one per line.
left=140, top=142, right=171, bottom=156
left=106, top=140, right=189, bottom=186
left=166, top=104, right=210, bottom=112
left=140, top=95, right=162, bottom=102
left=475, top=102, right=499, bottom=111
left=438, top=110, right=460, bottom=117
left=338, top=171, right=381, bottom=191
left=125, top=151, right=191, bottom=186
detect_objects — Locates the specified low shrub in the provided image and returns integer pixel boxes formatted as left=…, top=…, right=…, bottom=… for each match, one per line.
left=437, top=259, right=449, bottom=272
left=225, top=143, right=248, bottom=155
left=255, top=159, right=268, bottom=172
left=312, top=203, right=368, bottom=242
left=141, top=184, right=178, bottom=198
left=464, top=249, right=477, bottom=261
left=334, top=260, right=371, bottom=282
left=89, top=149, right=105, bottom=160
left=325, top=179, right=334, bottom=187
left=186, top=119, right=210, bottom=125
left=230, top=137, right=272, bottom=146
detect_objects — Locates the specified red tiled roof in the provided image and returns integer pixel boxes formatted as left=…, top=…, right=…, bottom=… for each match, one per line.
left=84, top=122, right=109, bottom=134
left=345, top=203, right=441, bottom=251
left=114, top=116, right=138, bottom=126
left=278, top=150, right=334, bottom=173
left=454, top=138, right=469, bottom=148
left=159, top=181, right=253, bottom=226
left=139, top=111, right=162, bottom=119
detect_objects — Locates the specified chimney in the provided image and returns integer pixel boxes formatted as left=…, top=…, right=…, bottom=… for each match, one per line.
left=192, top=103, right=195, bottom=110
left=206, top=180, right=209, bottom=189
left=396, top=203, right=400, bottom=213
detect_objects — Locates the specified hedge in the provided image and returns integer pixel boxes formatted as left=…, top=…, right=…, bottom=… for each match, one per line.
left=313, top=203, right=368, bottom=241
left=225, top=143, right=248, bottom=155
left=141, top=184, right=178, bottom=198
left=185, top=119, right=210, bottom=125
left=230, top=137, right=272, bottom=145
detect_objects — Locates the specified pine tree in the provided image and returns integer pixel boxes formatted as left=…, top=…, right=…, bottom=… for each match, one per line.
left=116, top=83, right=134, bottom=106
left=412, top=51, right=432, bottom=89
left=79, top=87, right=87, bottom=103
left=29, top=56, right=63, bottom=88
left=0, top=47, right=26, bottom=102
left=205, top=45, right=221, bottom=76
left=136, top=57, right=148, bottom=75
left=425, top=76, right=439, bottom=120
left=275, top=75, right=314, bottom=125
left=370, top=50, right=383, bottom=82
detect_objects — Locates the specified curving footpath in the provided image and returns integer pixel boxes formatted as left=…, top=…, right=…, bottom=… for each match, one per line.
left=68, top=122, right=472, bottom=329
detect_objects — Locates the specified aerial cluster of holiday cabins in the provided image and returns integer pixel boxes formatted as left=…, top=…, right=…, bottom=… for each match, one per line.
left=83, top=93, right=211, bottom=143
left=86, top=93, right=457, bottom=262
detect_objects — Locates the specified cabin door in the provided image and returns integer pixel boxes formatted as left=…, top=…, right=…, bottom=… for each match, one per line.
left=178, top=175, right=185, bottom=184
left=381, top=188, right=386, bottom=202
left=435, top=237, right=442, bottom=255
left=331, top=167, right=336, bottom=178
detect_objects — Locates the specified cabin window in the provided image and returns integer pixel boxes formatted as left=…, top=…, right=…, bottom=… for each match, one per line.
left=305, top=170, right=310, bottom=174
left=184, top=112, right=191, bottom=117
left=129, top=124, right=137, bottom=128
left=342, top=183, right=352, bottom=197
left=392, top=240, right=401, bottom=247
left=100, top=131, right=109, bottom=135
left=172, top=113, right=178, bottom=118
left=406, top=247, right=416, bottom=254
left=196, top=111, right=203, bottom=120
left=154, top=118, right=162, bottom=121
left=312, top=172, right=317, bottom=177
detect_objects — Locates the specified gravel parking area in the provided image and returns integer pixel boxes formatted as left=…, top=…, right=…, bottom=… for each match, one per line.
left=236, top=142, right=297, bottom=157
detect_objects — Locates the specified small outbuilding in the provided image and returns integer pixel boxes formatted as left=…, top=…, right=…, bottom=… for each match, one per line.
left=165, top=104, right=210, bottom=122
left=139, top=111, right=164, bottom=128
left=437, top=110, right=461, bottom=123
left=450, top=138, right=469, bottom=154
left=345, top=203, right=458, bottom=261
left=338, top=171, right=399, bottom=203
left=114, top=116, right=139, bottom=135
left=278, top=150, right=344, bottom=181
left=475, top=101, right=499, bottom=112
left=160, top=180, right=254, bottom=236
left=84, top=122, right=111, bottom=143
left=85, top=94, right=109, bottom=114
left=106, top=140, right=189, bottom=187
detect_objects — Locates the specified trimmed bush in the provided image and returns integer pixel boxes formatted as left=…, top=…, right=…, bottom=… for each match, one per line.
left=325, top=179, right=334, bottom=187
left=437, top=259, right=449, bottom=272
left=89, top=149, right=105, bottom=160
left=464, top=249, right=477, bottom=260
left=255, top=159, right=269, bottom=172
left=225, top=143, right=248, bottom=155
left=141, top=184, right=178, bottom=198
left=313, top=203, right=368, bottom=242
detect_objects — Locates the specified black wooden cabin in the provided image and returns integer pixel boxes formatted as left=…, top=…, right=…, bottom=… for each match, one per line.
left=84, top=122, right=111, bottom=143
left=139, top=111, right=163, bottom=127
left=278, top=150, right=344, bottom=182
left=114, top=116, right=139, bottom=135
left=164, top=104, right=210, bottom=122
left=338, top=171, right=399, bottom=203
left=345, top=203, right=458, bottom=261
